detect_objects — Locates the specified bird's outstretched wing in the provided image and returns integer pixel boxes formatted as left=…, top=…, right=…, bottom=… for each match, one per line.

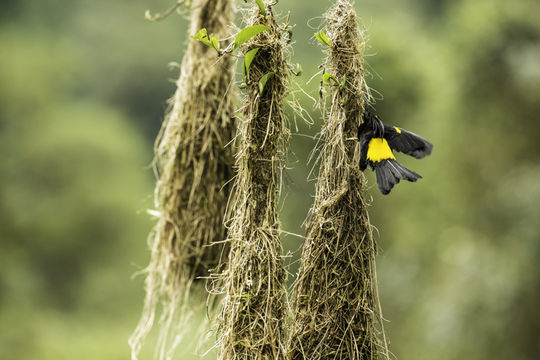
left=384, top=125, right=433, bottom=159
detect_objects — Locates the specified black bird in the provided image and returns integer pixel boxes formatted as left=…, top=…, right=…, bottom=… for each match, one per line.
left=358, top=111, right=433, bottom=195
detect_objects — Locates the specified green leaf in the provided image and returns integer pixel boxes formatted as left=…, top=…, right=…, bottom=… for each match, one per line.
left=322, top=73, right=339, bottom=86
left=191, top=29, right=220, bottom=54
left=315, top=30, right=331, bottom=46
left=259, top=72, right=275, bottom=94
left=191, top=28, right=206, bottom=40
left=234, top=25, right=271, bottom=49
left=244, top=48, right=260, bottom=80
left=190, top=28, right=212, bottom=47
left=255, top=0, right=266, bottom=17
left=340, top=74, right=347, bottom=89
left=210, top=35, right=220, bottom=53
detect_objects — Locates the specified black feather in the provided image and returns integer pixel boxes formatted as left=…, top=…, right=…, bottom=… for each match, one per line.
left=373, top=159, right=422, bottom=195
left=375, top=165, right=391, bottom=195
left=383, top=125, right=433, bottom=159
left=359, top=139, right=370, bottom=171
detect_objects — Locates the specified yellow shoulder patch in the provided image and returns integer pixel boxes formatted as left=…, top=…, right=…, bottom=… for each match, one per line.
left=367, top=138, right=395, bottom=162
left=394, top=126, right=402, bottom=134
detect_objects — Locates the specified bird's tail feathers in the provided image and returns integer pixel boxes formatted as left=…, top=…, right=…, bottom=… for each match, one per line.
left=374, top=159, right=421, bottom=195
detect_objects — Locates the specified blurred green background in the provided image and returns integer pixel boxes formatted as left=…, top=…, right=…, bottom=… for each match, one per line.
left=1, top=0, right=539, bottom=359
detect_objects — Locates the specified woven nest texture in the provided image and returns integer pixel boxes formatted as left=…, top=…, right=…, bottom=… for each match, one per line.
left=216, top=3, right=291, bottom=360
left=130, top=0, right=236, bottom=358
left=287, top=1, right=390, bottom=360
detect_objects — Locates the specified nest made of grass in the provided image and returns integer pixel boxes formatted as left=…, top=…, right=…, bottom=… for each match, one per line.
left=288, top=1, right=390, bottom=359
left=215, top=3, right=291, bottom=360
left=130, top=0, right=237, bottom=359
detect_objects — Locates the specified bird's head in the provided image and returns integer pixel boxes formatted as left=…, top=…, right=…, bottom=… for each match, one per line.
left=358, top=110, right=384, bottom=140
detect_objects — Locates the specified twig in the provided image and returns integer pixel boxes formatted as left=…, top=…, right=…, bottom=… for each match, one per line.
left=145, top=0, right=186, bottom=22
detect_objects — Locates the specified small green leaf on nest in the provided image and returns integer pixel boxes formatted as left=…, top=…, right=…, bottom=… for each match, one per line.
left=190, top=28, right=212, bottom=47
left=210, top=34, right=221, bottom=54
left=244, top=47, right=260, bottom=80
left=259, top=72, right=275, bottom=94
left=255, top=0, right=267, bottom=17
left=315, top=30, right=331, bottom=46
left=234, top=25, right=271, bottom=49
left=322, top=73, right=339, bottom=86
left=190, top=28, right=221, bottom=54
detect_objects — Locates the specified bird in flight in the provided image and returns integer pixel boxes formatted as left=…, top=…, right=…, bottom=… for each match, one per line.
left=357, top=111, right=433, bottom=195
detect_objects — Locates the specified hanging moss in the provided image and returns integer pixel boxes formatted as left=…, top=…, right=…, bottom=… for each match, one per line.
left=129, top=0, right=236, bottom=358
left=287, top=1, right=390, bottom=359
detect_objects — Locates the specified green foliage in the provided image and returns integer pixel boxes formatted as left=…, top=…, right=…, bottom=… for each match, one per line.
left=322, top=72, right=346, bottom=91
left=190, top=28, right=221, bottom=53
left=0, top=24, right=154, bottom=360
left=314, top=30, right=331, bottom=46
left=210, top=33, right=221, bottom=53
left=322, top=72, right=339, bottom=86
left=255, top=0, right=266, bottom=17
left=258, top=71, right=275, bottom=94
left=243, top=47, right=260, bottom=80
left=190, top=28, right=212, bottom=46
left=191, top=24, right=270, bottom=55
left=234, top=24, right=271, bottom=49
